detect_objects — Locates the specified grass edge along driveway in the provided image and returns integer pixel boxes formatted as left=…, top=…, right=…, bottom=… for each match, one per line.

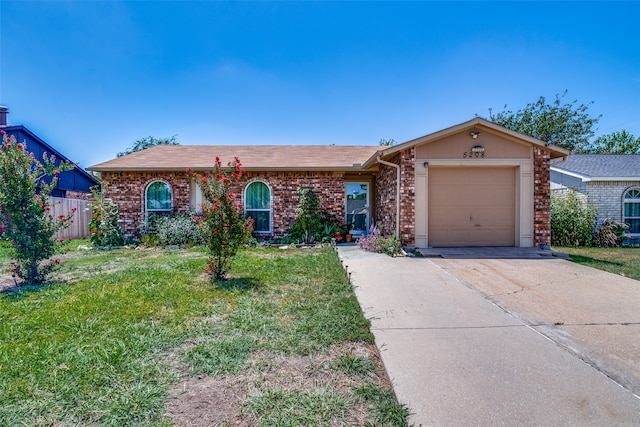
left=0, top=244, right=410, bottom=426
left=556, top=246, right=640, bottom=281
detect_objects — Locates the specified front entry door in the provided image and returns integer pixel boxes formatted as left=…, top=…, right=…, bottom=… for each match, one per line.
left=346, top=182, right=370, bottom=235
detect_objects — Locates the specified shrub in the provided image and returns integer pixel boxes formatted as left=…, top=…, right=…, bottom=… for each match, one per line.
left=357, top=225, right=402, bottom=256
left=0, top=131, right=76, bottom=284
left=550, top=190, right=597, bottom=246
left=593, top=219, right=628, bottom=247
left=89, top=184, right=124, bottom=247
left=154, top=213, right=203, bottom=246
left=187, top=157, right=253, bottom=281
left=288, top=188, right=322, bottom=243
left=287, top=188, right=345, bottom=243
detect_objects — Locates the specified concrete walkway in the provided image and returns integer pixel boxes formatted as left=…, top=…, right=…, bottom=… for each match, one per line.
left=337, top=246, right=640, bottom=426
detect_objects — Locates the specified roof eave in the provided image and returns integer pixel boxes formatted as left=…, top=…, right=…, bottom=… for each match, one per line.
left=586, top=176, right=640, bottom=182
left=551, top=166, right=640, bottom=182
left=550, top=166, right=592, bottom=182
left=87, top=166, right=372, bottom=173
left=375, top=117, right=571, bottom=160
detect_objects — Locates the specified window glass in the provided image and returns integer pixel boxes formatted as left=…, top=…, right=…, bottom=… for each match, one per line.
left=246, top=181, right=270, bottom=210
left=147, top=181, right=172, bottom=211
left=245, top=181, right=271, bottom=232
left=346, top=182, right=369, bottom=235
left=624, top=189, right=640, bottom=234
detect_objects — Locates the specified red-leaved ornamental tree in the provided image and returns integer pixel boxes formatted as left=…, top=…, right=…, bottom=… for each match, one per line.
left=0, top=131, right=75, bottom=285
left=187, top=156, right=253, bottom=282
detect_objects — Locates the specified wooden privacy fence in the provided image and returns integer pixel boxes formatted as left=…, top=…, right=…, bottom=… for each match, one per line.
left=51, top=197, right=91, bottom=240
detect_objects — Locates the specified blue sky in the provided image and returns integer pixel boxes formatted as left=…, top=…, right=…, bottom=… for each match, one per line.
left=1, top=1, right=639, bottom=169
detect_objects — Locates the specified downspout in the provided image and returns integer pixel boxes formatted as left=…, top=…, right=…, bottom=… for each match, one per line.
left=377, top=155, right=401, bottom=237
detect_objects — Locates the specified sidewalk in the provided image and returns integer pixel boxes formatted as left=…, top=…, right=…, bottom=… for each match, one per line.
left=337, top=246, right=640, bottom=426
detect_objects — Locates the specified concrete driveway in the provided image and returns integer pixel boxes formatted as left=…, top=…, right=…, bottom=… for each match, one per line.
left=337, top=246, right=640, bottom=426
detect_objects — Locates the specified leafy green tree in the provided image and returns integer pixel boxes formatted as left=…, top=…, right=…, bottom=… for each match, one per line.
left=488, top=91, right=601, bottom=152
left=379, top=138, right=396, bottom=146
left=588, top=130, right=640, bottom=154
left=0, top=131, right=75, bottom=284
left=187, top=157, right=253, bottom=282
left=117, top=135, right=179, bottom=157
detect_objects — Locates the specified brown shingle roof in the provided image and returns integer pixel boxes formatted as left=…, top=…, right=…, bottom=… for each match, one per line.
left=88, top=145, right=382, bottom=172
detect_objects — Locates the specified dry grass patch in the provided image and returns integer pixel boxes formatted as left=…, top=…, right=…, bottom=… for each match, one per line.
left=167, top=342, right=394, bottom=427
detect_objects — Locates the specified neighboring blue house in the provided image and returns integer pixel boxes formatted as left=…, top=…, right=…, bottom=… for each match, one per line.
left=551, top=154, right=640, bottom=239
left=0, top=106, right=98, bottom=198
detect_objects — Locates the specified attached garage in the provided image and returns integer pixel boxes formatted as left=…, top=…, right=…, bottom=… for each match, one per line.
left=428, top=167, right=516, bottom=247
left=368, top=118, right=571, bottom=249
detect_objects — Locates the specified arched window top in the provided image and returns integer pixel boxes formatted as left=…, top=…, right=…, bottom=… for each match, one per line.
left=245, top=181, right=271, bottom=233
left=623, top=187, right=640, bottom=235
left=146, top=181, right=172, bottom=211
left=624, top=188, right=640, bottom=200
left=245, top=181, right=270, bottom=210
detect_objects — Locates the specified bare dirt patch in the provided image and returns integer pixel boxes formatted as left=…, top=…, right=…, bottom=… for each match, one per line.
left=165, top=342, right=392, bottom=426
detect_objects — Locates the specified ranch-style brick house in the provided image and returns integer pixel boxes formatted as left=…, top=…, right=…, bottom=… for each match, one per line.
left=87, top=118, right=569, bottom=248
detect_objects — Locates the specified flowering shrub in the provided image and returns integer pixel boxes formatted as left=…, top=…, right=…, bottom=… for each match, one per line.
left=357, top=224, right=402, bottom=256
left=187, top=157, right=253, bottom=281
left=89, top=184, right=124, bottom=247
left=154, top=213, right=203, bottom=246
left=0, top=131, right=75, bottom=284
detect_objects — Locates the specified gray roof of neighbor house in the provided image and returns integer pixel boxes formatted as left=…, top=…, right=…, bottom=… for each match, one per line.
left=87, top=145, right=382, bottom=172
left=551, top=154, right=640, bottom=180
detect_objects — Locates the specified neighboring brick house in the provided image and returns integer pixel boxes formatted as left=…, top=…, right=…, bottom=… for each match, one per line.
left=551, top=154, right=640, bottom=239
left=0, top=106, right=99, bottom=198
left=88, top=118, right=568, bottom=248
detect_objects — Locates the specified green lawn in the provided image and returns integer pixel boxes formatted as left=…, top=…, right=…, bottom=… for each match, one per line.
left=555, top=246, right=640, bottom=281
left=0, top=243, right=409, bottom=426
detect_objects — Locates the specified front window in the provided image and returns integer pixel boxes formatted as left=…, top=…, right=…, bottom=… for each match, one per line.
left=624, top=188, right=640, bottom=235
left=146, top=181, right=172, bottom=227
left=245, top=181, right=271, bottom=233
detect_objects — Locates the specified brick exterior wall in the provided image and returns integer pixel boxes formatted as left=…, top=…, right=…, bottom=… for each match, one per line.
left=102, top=171, right=191, bottom=237
left=584, top=181, right=640, bottom=226
left=399, top=148, right=415, bottom=246
left=373, top=148, right=415, bottom=246
left=533, top=147, right=551, bottom=246
left=239, top=171, right=346, bottom=236
left=375, top=155, right=398, bottom=239
left=102, top=170, right=346, bottom=238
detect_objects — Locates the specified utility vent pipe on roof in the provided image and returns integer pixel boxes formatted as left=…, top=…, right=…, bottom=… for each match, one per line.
left=0, top=106, right=8, bottom=126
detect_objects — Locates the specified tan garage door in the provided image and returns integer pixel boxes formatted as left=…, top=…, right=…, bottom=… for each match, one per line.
left=428, top=167, right=516, bottom=247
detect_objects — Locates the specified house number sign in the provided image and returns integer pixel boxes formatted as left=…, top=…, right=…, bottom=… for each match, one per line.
left=463, top=145, right=486, bottom=158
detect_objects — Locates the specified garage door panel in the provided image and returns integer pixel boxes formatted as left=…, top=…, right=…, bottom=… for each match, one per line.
left=428, top=167, right=516, bottom=247
left=430, top=208, right=470, bottom=224
left=472, top=207, right=513, bottom=224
